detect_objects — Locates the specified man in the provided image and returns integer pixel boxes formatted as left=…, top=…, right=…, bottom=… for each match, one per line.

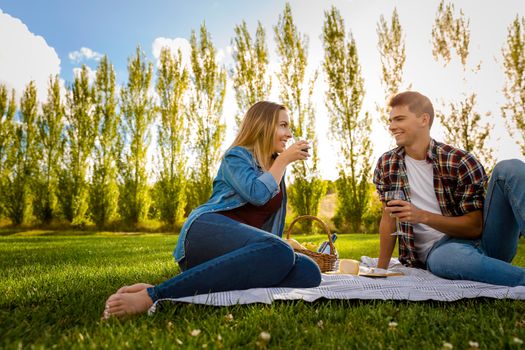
left=373, top=90, right=525, bottom=286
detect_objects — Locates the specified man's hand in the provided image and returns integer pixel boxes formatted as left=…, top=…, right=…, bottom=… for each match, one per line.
left=384, top=199, right=482, bottom=239
left=384, top=199, right=427, bottom=224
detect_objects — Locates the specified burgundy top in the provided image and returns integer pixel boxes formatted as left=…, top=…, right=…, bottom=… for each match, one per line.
left=218, top=187, right=283, bottom=229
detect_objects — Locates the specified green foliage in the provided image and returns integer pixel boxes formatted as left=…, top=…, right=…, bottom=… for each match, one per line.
left=322, top=7, right=373, bottom=232
left=325, top=179, right=336, bottom=195
left=431, top=0, right=470, bottom=66
left=431, top=1, right=495, bottom=173
left=0, top=86, right=16, bottom=219
left=91, top=56, right=120, bottom=227
left=154, top=47, right=189, bottom=226
left=33, top=76, right=65, bottom=224
left=287, top=178, right=327, bottom=230
left=502, top=15, right=525, bottom=156
left=59, top=65, right=97, bottom=226
left=274, top=3, right=325, bottom=229
left=119, top=47, right=154, bottom=224
left=362, top=183, right=383, bottom=234
left=3, top=82, right=39, bottom=225
left=327, top=188, right=381, bottom=234
left=376, top=8, right=406, bottom=128
left=184, top=176, right=201, bottom=217
left=231, top=20, right=271, bottom=126
left=438, top=94, right=494, bottom=171
left=187, top=23, right=227, bottom=209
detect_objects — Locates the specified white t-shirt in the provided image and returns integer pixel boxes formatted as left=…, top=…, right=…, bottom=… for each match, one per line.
left=405, top=155, right=445, bottom=263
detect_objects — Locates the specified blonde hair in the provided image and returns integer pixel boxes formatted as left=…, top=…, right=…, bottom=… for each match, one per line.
left=230, top=101, right=286, bottom=170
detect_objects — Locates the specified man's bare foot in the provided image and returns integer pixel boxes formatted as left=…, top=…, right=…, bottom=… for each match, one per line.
left=116, top=283, right=154, bottom=294
left=103, top=289, right=154, bottom=319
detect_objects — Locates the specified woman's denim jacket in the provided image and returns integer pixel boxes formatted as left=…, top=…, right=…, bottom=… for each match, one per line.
left=173, top=146, right=287, bottom=262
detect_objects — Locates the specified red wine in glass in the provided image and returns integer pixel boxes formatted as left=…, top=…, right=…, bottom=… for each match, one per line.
left=384, top=190, right=405, bottom=236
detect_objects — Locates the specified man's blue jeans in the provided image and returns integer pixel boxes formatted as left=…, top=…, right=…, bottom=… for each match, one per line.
left=147, top=213, right=321, bottom=301
left=427, top=159, right=525, bottom=286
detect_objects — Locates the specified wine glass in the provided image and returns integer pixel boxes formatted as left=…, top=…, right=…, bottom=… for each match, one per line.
left=384, top=190, right=405, bottom=236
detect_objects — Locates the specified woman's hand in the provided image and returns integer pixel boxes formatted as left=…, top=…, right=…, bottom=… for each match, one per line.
left=269, top=140, right=310, bottom=184
left=279, top=140, right=310, bottom=165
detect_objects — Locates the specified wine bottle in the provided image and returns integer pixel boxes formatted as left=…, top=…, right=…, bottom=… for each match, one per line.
left=317, top=233, right=337, bottom=254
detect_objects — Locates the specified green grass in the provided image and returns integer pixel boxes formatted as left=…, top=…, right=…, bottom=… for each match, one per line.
left=2, top=232, right=525, bottom=349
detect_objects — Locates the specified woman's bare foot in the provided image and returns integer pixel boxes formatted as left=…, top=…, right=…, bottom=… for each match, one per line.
left=116, top=283, right=154, bottom=294
left=103, top=289, right=154, bottom=319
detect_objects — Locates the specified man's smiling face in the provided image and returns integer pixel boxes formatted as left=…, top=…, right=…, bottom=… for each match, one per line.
left=388, top=104, right=429, bottom=148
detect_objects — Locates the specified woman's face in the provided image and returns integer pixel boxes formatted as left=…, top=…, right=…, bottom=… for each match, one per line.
left=273, top=109, right=292, bottom=153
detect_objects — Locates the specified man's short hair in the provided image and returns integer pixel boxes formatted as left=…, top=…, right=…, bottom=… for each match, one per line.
left=388, top=91, right=434, bottom=128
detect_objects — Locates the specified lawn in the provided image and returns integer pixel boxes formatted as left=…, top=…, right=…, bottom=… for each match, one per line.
left=2, top=231, right=525, bottom=349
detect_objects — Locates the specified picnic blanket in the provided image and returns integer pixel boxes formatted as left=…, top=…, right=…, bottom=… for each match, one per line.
left=148, top=257, right=525, bottom=314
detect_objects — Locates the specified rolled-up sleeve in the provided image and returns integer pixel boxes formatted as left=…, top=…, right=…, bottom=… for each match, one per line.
left=222, top=149, right=279, bottom=206
left=456, top=154, right=488, bottom=214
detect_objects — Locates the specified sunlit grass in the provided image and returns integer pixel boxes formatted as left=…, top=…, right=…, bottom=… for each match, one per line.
left=1, top=232, right=525, bottom=349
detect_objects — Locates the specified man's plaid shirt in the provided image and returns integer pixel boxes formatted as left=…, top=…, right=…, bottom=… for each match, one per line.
left=373, top=139, right=488, bottom=268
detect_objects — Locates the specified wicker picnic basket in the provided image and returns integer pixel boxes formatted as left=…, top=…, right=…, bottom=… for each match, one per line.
left=284, top=215, right=337, bottom=273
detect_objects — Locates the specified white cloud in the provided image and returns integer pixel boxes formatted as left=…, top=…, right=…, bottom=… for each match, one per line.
left=216, top=45, right=234, bottom=66
left=151, top=37, right=192, bottom=69
left=0, top=9, right=61, bottom=101
left=68, top=47, right=103, bottom=63
left=72, top=65, right=97, bottom=85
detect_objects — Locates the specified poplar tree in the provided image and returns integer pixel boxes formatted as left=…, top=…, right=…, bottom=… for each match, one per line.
left=431, top=0, right=495, bottom=171
left=91, top=56, right=120, bottom=227
left=0, top=86, right=16, bottom=220
left=501, top=15, right=525, bottom=156
left=377, top=8, right=406, bottom=127
left=4, top=81, right=39, bottom=225
left=322, top=6, right=372, bottom=232
left=119, top=46, right=154, bottom=224
left=154, top=47, right=189, bottom=226
left=34, top=76, right=65, bottom=224
left=59, top=65, right=96, bottom=225
left=231, top=20, right=271, bottom=126
left=274, top=3, right=326, bottom=226
left=187, top=23, right=227, bottom=209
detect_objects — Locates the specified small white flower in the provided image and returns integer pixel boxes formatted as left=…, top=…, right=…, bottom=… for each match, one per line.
left=259, top=331, right=271, bottom=342
left=468, top=340, right=479, bottom=348
left=443, top=341, right=453, bottom=349
left=317, top=320, right=324, bottom=328
left=513, top=337, right=523, bottom=345
left=224, top=313, right=234, bottom=322
left=190, top=329, right=201, bottom=337
left=388, top=321, right=398, bottom=329
left=175, top=338, right=183, bottom=345
left=217, top=334, right=223, bottom=341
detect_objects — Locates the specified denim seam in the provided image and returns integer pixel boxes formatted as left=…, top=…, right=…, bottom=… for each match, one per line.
left=165, top=242, right=286, bottom=292
left=503, top=179, right=525, bottom=231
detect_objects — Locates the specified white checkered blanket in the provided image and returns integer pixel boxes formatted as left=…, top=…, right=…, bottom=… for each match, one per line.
left=148, top=257, right=525, bottom=313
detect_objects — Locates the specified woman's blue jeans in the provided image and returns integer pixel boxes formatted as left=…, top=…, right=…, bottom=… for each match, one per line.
left=427, top=159, right=525, bottom=286
left=147, top=213, right=321, bottom=301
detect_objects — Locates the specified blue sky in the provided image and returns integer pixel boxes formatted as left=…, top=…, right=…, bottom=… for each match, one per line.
left=1, top=0, right=524, bottom=179
left=0, top=0, right=277, bottom=83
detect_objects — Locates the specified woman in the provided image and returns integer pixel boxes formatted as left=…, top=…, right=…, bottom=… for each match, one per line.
left=103, top=101, right=322, bottom=318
